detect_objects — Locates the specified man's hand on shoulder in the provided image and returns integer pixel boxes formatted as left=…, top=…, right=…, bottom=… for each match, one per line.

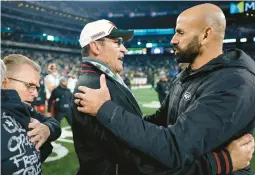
left=74, top=74, right=111, bottom=116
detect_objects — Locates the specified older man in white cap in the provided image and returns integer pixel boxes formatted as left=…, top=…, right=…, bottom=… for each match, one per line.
left=73, top=19, right=140, bottom=175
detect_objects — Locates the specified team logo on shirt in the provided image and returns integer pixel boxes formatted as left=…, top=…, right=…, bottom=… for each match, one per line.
left=183, top=91, right=191, bottom=101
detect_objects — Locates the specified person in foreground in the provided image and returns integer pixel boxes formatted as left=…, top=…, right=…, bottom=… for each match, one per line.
left=1, top=55, right=61, bottom=174
left=74, top=3, right=255, bottom=175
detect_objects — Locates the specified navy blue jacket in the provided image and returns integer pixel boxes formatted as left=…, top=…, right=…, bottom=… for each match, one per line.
left=96, top=49, right=255, bottom=175
left=1, top=90, right=61, bottom=175
left=48, top=85, right=73, bottom=114
left=156, top=80, right=169, bottom=104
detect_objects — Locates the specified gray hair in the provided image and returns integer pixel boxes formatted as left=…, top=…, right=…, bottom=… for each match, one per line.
left=1, top=59, right=7, bottom=84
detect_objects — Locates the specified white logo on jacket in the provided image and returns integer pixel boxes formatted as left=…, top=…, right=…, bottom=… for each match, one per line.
left=183, top=92, right=191, bottom=101
left=1, top=112, right=41, bottom=174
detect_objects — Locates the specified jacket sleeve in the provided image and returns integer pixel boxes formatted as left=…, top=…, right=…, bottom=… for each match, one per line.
left=30, top=107, right=61, bottom=142
left=165, top=150, right=233, bottom=175
left=143, top=94, right=170, bottom=126
left=73, top=74, right=223, bottom=174
left=96, top=73, right=255, bottom=169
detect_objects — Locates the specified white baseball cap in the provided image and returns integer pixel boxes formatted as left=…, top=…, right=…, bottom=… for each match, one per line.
left=79, top=19, right=134, bottom=48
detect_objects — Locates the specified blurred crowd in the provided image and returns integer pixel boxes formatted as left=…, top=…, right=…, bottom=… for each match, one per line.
left=1, top=48, right=81, bottom=78
left=123, top=55, right=179, bottom=79
left=2, top=47, right=254, bottom=85
left=1, top=48, right=179, bottom=81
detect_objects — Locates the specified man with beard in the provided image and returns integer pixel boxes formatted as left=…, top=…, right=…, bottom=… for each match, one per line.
left=74, top=3, right=255, bottom=175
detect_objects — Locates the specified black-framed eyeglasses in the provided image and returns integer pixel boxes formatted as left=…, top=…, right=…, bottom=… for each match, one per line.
left=7, top=77, right=40, bottom=93
left=115, top=39, right=125, bottom=46
left=97, top=37, right=125, bottom=47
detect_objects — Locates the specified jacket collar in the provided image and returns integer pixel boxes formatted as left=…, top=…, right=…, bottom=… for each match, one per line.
left=82, top=56, right=131, bottom=92
left=1, top=89, right=22, bottom=102
left=179, top=49, right=255, bottom=82
left=82, top=57, right=143, bottom=116
left=1, top=89, right=31, bottom=130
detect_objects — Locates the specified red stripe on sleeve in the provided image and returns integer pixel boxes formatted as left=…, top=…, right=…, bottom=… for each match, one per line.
left=221, top=150, right=230, bottom=174
left=213, top=152, right=221, bottom=174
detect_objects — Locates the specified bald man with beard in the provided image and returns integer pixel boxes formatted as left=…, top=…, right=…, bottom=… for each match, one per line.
left=75, top=3, right=255, bottom=175
left=171, top=3, right=227, bottom=67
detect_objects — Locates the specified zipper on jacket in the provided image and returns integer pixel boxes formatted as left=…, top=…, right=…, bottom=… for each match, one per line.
left=116, top=164, right=119, bottom=175
left=167, top=81, right=183, bottom=124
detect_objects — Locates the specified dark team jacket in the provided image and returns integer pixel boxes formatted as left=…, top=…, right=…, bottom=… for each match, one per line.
left=1, top=90, right=61, bottom=175
left=48, top=85, right=73, bottom=114
left=71, top=57, right=224, bottom=175
left=156, top=80, right=169, bottom=103
left=96, top=49, right=255, bottom=175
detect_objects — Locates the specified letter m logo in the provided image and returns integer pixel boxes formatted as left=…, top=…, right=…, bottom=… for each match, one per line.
left=245, top=2, right=255, bottom=11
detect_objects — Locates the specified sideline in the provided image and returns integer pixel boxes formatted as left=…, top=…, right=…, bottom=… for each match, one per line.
left=45, top=126, right=73, bottom=162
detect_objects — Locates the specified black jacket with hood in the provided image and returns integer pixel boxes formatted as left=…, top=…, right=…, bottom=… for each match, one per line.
left=71, top=57, right=225, bottom=175
left=48, top=85, right=73, bottom=114
left=95, top=49, right=255, bottom=175
left=1, top=90, right=61, bottom=175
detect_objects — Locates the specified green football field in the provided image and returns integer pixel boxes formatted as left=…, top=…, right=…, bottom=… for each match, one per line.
left=42, top=88, right=255, bottom=174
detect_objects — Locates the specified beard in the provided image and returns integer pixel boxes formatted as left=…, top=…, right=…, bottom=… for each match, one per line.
left=173, top=35, right=201, bottom=63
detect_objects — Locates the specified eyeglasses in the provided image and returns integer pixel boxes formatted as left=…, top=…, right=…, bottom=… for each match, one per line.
left=97, top=38, right=125, bottom=47
left=7, top=77, right=40, bottom=93
left=115, top=39, right=125, bottom=46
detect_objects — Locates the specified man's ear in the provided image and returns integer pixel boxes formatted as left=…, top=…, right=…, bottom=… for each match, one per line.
left=89, top=41, right=101, bottom=55
left=201, top=27, right=213, bottom=45
left=2, top=77, right=9, bottom=89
